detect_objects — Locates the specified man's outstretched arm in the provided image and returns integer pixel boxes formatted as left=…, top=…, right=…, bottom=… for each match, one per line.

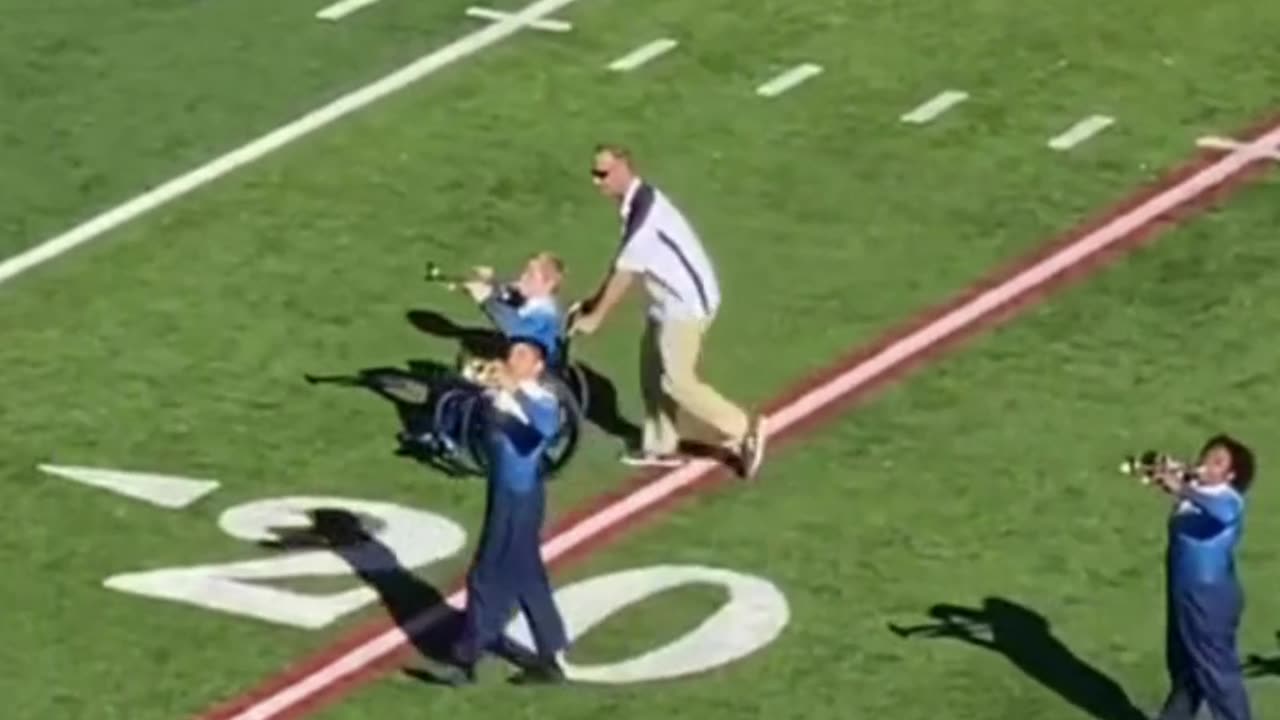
left=574, top=269, right=634, bottom=334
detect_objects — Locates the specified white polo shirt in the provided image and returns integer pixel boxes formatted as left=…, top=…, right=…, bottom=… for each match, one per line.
left=614, top=178, right=721, bottom=322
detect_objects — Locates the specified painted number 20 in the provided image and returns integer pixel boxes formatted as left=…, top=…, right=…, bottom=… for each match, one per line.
left=104, top=496, right=790, bottom=683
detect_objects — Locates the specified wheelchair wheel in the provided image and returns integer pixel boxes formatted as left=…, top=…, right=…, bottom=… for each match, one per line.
left=432, top=387, right=486, bottom=476
left=460, top=395, right=491, bottom=476
left=559, top=361, right=591, bottom=418
left=459, top=378, right=584, bottom=479
left=541, top=375, right=584, bottom=477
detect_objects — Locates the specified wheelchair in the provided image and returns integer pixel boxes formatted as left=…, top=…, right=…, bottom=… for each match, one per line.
left=441, top=325, right=589, bottom=478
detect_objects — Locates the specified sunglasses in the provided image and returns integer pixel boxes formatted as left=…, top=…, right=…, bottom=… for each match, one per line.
left=590, top=167, right=610, bottom=179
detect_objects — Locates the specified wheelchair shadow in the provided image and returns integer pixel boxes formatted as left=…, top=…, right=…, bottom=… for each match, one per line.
left=407, top=308, right=641, bottom=448
left=302, top=360, right=474, bottom=477
left=889, top=597, right=1146, bottom=720
left=576, top=361, right=641, bottom=449
left=259, top=508, right=538, bottom=675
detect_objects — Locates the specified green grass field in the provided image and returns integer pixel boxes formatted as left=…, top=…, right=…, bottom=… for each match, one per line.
left=4, top=0, right=1280, bottom=718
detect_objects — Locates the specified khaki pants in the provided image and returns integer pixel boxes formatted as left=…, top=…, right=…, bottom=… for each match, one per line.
left=639, top=316, right=750, bottom=455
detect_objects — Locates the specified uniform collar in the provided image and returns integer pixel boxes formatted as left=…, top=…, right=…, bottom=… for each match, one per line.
left=619, top=177, right=643, bottom=219
left=518, top=294, right=558, bottom=315
left=488, top=379, right=554, bottom=423
left=488, top=378, right=555, bottom=400
left=518, top=378, right=554, bottom=399
left=1191, top=481, right=1233, bottom=495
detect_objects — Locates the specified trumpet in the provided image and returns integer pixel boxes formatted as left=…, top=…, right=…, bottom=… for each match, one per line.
left=423, top=262, right=526, bottom=304
left=460, top=356, right=504, bottom=386
left=423, top=261, right=470, bottom=285
left=1119, top=450, right=1201, bottom=485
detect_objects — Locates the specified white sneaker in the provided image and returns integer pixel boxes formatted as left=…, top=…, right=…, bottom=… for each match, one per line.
left=620, top=451, right=686, bottom=468
left=738, top=417, right=766, bottom=480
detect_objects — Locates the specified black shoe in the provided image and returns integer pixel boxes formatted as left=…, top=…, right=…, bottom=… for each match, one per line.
left=508, top=658, right=567, bottom=686
left=404, top=664, right=475, bottom=688
left=490, top=636, right=540, bottom=668
left=445, top=663, right=477, bottom=687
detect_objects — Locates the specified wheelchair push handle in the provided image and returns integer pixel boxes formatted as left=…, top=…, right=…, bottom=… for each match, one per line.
left=565, top=300, right=593, bottom=337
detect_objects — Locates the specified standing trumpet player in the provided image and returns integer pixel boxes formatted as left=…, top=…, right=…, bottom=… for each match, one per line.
left=1130, top=435, right=1257, bottom=720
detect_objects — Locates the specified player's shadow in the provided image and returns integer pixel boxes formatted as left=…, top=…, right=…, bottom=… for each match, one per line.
left=259, top=508, right=538, bottom=679
left=259, top=508, right=461, bottom=665
left=301, top=360, right=473, bottom=476
left=406, top=308, right=641, bottom=448
left=1244, top=632, right=1280, bottom=678
left=889, top=597, right=1146, bottom=720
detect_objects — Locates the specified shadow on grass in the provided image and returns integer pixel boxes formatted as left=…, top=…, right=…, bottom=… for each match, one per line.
left=890, top=597, right=1146, bottom=720
left=260, top=508, right=538, bottom=682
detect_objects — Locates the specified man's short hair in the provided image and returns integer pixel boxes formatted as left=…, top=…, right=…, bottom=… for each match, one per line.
left=1201, top=433, right=1257, bottom=493
left=594, top=143, right=633, bottom=166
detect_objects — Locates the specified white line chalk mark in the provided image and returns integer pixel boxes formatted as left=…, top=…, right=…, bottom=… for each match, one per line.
left=465, top=6, right=572, bottom=31
left=315, top=0, right=383, bottom=21
left=206, top=121, right=1280, bottom=720
left=1198, top=135, right=1280, bottom=162
left=0, top=0, right=589, bottom=291
left=755, top=63, right=823, bottom=98
left=900, top=90, right=969, bottom=124
left=608, top=38, right=678, bottom=72
left=1048, top=115, right=1115, bottom=151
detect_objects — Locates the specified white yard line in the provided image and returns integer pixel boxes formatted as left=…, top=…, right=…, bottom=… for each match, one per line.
left=900, top=90, right=969, bottom=124
left=1198, top=135, right=1280, bottom=162
left=755, top=63, right=823, bottom=98
left=205, top=120, right=1280, bottom=720
left=465, top=6, right=572, bottom=31
left=770, top=128, right=1280, bottom=430
left=315, top=0, right=383, bottom=21
left=607, top=38, right=679, bottom=72
left=1048, top=114, right=1115, bottom=151
left=0, top=0, right=589, bottom=290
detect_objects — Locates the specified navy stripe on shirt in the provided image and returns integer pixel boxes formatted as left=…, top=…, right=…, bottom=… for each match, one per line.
left=656, top=230, right=711, bottom=315
left=621, top=183, right=656, bottom=245
left=619, top=182, right=711, bottom=315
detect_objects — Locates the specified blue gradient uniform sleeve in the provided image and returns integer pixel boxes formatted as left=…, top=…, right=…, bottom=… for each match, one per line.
left=484, top=383, right=561, bottom=494
left=1178, top=486, right=1244, bottom=527
left=481, top=291, right=523, bottom=336
left=1167, top=484, right=1245, bottom=587
left=494, top=388, right=560, bottom=455
left=480, top=290, right=563, bottom=366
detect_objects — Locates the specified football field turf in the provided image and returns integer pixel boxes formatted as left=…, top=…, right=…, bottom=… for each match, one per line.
left=4, top=1, right=1280, bottom=718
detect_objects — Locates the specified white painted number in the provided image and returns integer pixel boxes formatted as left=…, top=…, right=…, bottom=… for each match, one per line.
left=99, top=494, right=789, bottom=681
left=506, top=565, right=790, bottom=683
left=104, top=496, right=466, bottom=629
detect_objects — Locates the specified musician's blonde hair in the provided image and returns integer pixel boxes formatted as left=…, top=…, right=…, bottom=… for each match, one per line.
left=530, top=251, right=565, bottom=292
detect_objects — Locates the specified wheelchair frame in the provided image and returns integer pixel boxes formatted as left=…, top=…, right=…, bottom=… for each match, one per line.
left=439, top=326, right=590, bottom=478
left=430, top=372, right=584, bottom=478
